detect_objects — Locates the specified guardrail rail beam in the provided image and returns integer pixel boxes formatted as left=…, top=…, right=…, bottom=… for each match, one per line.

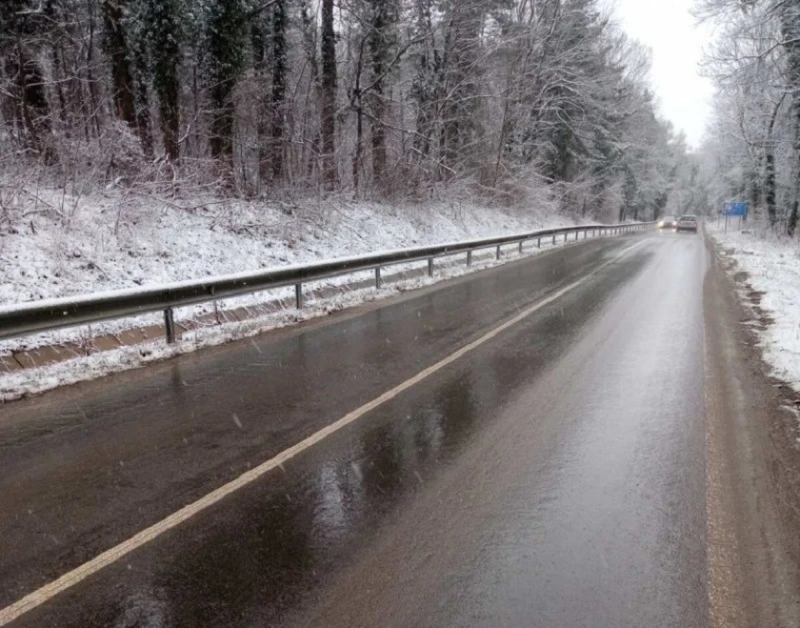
left=0, top=221, right=655, bottom=342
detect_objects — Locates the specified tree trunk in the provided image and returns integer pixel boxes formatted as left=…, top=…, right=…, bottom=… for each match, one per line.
left=209, top=84, right=235, bottom=168
left=438, top=0, right=483, bottom=178
left=149, top=0, right=182, bottom=162
left=252, top=19, right=271, bottom=186
left=353, top=91, right=363, bottom=192
left=300, top=0, right=321, bottom=182
left=130, top=41, right=154, bottom=159
left=368, top=0, right=389, bottom=187
left=50, top=44, right=68, bottom=127
left=411, top=0, right=435, bottom=175
left=761, top=93, right=786, bottom=228
left=764, top=150, right=776, bottom=224
left=352, top=38, right=366, bottom=194
left=270, top=0, right=287, bottom=182
left=320, top=0, right=337, bottom=190
left=206, top=0, right=249, bottom=185
left=102, top=0, right=137, bottom=127
left=0, top=57, right=21, bottom=137
left=15, top=43, right=56, bottom=163
left=493, top=65, right=516, bottom=187
left=86, top=0, right=102, bottom=138
left=782, top=1, right=800, bottom=236
left=159, top=73, right=181, bottom=162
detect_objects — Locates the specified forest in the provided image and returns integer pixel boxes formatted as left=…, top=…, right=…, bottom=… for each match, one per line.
left=700, top=0, right=800, bottom=235
left=0, top=0, right=699, bottom=223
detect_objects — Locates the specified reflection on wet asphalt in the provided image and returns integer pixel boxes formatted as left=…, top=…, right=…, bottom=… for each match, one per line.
left=1, top=233, right=709, bottom=627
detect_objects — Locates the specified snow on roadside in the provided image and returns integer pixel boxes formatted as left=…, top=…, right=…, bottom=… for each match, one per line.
left=0, top=190, right=571, bottom=354
left=708, top=221, right=800, bottom=391
left=0, top=191, right=567, bottom=306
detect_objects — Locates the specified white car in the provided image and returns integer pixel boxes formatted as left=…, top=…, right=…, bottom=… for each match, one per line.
left=676, top=215, right=698, bottom=233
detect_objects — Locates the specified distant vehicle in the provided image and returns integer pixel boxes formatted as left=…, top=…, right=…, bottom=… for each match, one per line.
left=676, top=215, right=698, bottom=233
left=658, top=216, right=677, bottom=229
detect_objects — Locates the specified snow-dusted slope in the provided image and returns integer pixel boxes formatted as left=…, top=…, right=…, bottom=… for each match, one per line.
left=0, top=192, right=567, bottom=306
left=709, top=221, right=800, bottom=391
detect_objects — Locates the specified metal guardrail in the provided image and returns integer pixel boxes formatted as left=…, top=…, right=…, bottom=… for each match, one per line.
left=0, top=222, right=653, bottom=343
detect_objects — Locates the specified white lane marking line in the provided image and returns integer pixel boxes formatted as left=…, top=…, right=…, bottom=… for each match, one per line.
left=0, top=239, right=646, bottom=626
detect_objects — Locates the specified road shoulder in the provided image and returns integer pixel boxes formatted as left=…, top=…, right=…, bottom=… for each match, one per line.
left=704, top=235, right=800, bottom=628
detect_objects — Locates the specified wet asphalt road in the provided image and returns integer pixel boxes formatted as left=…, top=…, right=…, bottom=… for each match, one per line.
left=0, top=231, right=713, bottom=626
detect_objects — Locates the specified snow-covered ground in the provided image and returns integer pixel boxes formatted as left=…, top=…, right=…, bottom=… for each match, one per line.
left=708, top=220, right=800, bottom=391
left=0, top=189, right=567, bottom=305
left=0, top=187, right=580, bottom=400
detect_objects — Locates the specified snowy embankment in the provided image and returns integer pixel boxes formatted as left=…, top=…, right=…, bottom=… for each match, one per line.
left=708, top=221, right=800, bottom=391
left=0, top=189, right=574, bottom=400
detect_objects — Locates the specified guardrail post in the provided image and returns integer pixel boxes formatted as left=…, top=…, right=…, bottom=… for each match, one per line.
left=518, top=241, right=523, bottom=254
left=552, top=234, right=556, bottom=245
left=375, top=267, right=382, bottom=289
left=295, top=283, right=303, bottom=309
left=496, top=245, right=501, bottom=260
left=164, top=308, right=176, bottom=344
left=584, top=230, right=587, bottom=239
left=575, top=231, right=579, bottom=241
left=537, top=237, right=541, bottom=248
left=428, top=257, right=434, bottom=277
left=564, top=233, right=568, bottom=243
left=467, top=250, right=472, bottom=266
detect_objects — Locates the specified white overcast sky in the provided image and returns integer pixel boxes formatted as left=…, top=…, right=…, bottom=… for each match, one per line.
left=611, top=0, right=715, bottom=148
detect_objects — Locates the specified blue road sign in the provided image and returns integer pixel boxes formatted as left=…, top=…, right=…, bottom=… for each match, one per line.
left=723, top=201, right=748, bottom=217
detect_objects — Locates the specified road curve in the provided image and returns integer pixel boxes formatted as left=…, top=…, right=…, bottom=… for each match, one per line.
left=1, top=229, right=798, bottom=627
